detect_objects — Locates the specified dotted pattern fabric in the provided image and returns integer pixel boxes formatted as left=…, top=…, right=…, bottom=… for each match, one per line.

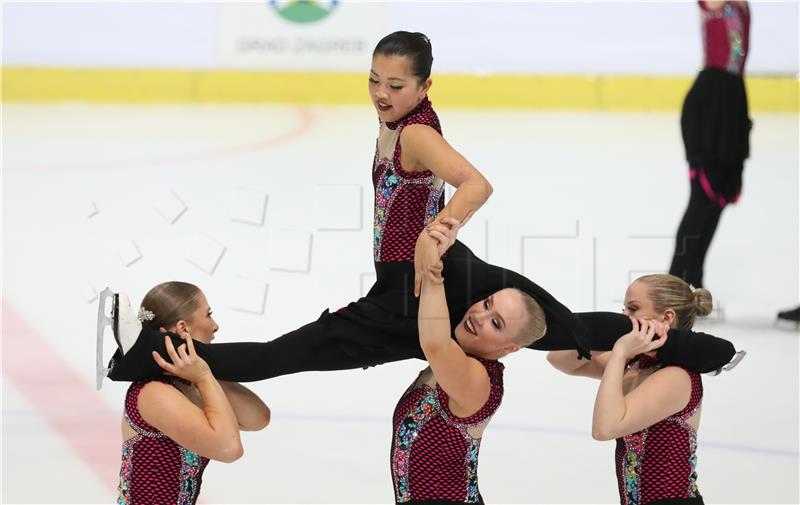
left=390, top=358, right=504, bottom=503
left=700, top=0, right=750, bottom=77
left=614, top=357, right=704, bottom=505
left=373, top=97, right=445, bottom=262
left=118, top=378, right=210, bottom=504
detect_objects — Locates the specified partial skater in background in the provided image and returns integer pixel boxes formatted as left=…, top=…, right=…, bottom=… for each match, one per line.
left=548, top=274, right=715, bottom=504
left=669, top=0, right=751, bottom=289
left=116, top=282, right=269, bottom=505
left=776, top=304, right=800, bottom=327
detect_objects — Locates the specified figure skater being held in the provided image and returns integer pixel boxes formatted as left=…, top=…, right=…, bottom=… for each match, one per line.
left=107, top=33, right=741, bottom=391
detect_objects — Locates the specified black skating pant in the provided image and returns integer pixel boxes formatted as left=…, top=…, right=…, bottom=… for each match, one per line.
left=108, top=307, right=735, bottom=383
left=669, top=177, right=724, bottom=288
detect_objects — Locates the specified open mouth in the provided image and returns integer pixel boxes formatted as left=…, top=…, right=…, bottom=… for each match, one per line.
left=377, top=102, right=392, bottom=112
left=463, top=316, right=477, bottom=336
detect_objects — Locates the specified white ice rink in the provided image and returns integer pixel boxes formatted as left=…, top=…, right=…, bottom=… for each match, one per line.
left=2, top=103, right=798, bottom=503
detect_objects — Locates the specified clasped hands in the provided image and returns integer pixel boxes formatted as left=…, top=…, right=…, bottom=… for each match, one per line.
left=413, top=211, right=474, bottom=297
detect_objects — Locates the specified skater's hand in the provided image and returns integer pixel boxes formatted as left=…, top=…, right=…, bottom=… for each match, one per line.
left=415, top=232, right=444, bottom=297
left=426, top=212, right=473, bottom=258
left=612, top=317, right=668, bottom=360
left=414, top=211, right=474, bottom=296
left=152, top=334, right=212, bottom=384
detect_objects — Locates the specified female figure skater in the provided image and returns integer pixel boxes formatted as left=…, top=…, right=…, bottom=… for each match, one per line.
left=106, top=32, right=739, bottom=388
left=391, top=216, right=546, bottom=503
left=669, top=1, right=751, bottom=288
left=117, top=282, right=269, bottom=504
left=548, top=275, right=713, bottom=504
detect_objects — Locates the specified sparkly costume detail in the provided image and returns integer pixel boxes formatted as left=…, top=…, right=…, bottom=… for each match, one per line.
left=700, top=1, right=749, bottom=77
left=373, top=97, right=445, bottom=262
left=118, top=378, right=209, bottom=504
left=670, top=1, right=752, bottom=287
left=615, top=355, right=704, bottom=505
left=390, top=358, right=504, bottom=503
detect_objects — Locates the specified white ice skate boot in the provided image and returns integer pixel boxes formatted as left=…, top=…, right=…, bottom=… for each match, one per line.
left=114, top=292, right=142, bottom=355
left=96, top=288, right=142, bottom=389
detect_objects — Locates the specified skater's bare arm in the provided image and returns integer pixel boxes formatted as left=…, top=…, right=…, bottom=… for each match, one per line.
left=418, top=278, right=490, bottom=416
left=403, top=124, right=493, bottom=297
left=219, top=381, right=270, bottom=431
left=592, top=319, right=686, bottom=440
left=547, top=350, right=611, bottom=379
left=142, top=336, right=243, bottom=462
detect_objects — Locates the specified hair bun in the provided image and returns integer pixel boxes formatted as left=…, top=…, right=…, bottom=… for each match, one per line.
left=692, top=287, right=714, bottom=317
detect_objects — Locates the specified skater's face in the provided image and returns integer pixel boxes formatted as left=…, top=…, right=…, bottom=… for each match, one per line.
left=179, top=292, right=219, bottom=344
left=623, top=281, right=673, bottom=327
left=369, top=54, right=431, bottom=124
left=454, top=288, right=527, bottom=359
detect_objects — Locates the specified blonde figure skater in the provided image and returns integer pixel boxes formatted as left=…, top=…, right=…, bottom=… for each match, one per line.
left=116, top=282, right=269, bottom=504
left=548, top=275, right=716, bottom=504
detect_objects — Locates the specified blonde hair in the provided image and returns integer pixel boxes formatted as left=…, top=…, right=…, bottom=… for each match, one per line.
left=139, top=281, right=201, bottom=330
left=636, top=274, right=713, bottom=329
left=511, top=289, right=547, bottom=348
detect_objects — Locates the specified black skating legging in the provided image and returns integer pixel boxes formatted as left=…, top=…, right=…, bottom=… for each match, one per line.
left=669, top=177, right=724, bottom=288
left=107, top=307, right=734, bottom=383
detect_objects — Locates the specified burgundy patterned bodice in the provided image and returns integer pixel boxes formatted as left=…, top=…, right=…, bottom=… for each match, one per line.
left=614, top=355, right=704, bottom=505
left=373, top=97, right=445, bottom=262
left=118, top=378, right=210, bottom=505
left=390, top=358, right=504, bottom=503
left=700, top=1, right=750, bottom=77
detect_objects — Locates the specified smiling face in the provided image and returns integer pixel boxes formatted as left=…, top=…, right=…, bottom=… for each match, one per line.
left=453, top=288, right=529, bottom=359
left=368, top=54, right=431, bottom=124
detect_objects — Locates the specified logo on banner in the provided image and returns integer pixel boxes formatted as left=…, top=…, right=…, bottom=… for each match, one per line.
left=269, top=0, right=339, bottom=24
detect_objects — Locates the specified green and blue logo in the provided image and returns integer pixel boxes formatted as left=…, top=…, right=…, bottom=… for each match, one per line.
left=269, top=0, right=339, bottom=24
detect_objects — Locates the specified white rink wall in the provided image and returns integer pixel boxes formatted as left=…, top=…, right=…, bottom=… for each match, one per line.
left=3, top=2, right=798, bottom=75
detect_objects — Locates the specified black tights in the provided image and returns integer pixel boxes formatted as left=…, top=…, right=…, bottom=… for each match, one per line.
left=108, top=309, right=734, bottom=383
left=669, top=177, right=724, bottom=288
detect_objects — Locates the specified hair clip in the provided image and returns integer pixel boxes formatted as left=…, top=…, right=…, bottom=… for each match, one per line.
left=138, top=307, right=155, bottom=322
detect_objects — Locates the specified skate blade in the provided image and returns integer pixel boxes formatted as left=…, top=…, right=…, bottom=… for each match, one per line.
left=706, top=349, right=746, bottom=376
left=95, top=288, right=115, bottom=390
left=722, top=350, right=746, bottom=372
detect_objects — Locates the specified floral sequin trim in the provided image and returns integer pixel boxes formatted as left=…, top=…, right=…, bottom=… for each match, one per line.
left=424, top=183, right=445, bottom=225
left=723, top=4, right=746, bottom=74
left=622, top=431, right=647, bottom=505
left=687, top=430, right=699, bottom=497
left=117, top=439, right=136, bottom=505
left=702, top=3, right=746, bottom=75
left=373, top=164, right=400, bottom=259
left=464, top=439, right=480, bottom=502
left=177, top=447, right=202, bottom=505
left=393, top=390, right=438, bottom=502
left=667, top=402, right=702, bottom=499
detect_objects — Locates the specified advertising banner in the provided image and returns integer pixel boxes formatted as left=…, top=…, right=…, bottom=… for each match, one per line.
left=218, top=1, right=387, bottom=71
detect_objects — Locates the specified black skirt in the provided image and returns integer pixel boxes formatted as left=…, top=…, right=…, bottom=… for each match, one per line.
left=681, top=67, right=752, bottom=201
